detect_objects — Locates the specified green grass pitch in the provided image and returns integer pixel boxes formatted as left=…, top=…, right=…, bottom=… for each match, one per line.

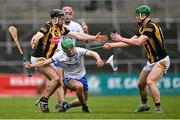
left=0, top=95, right=179, bottom=119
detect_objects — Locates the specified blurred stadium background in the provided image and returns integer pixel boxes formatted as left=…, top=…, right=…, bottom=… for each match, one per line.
left=0, top=0, right=180, bottom=96
left=0, top=0, right=180, bottom=119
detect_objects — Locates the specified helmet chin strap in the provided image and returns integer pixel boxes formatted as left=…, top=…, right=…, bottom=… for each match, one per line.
left=139, top=13, right=146, bottom=20
left=138, top=13, right=147, bottom=25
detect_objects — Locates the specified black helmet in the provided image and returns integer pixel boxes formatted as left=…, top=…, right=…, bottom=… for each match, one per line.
left=50, top=9, right=65, bottom=18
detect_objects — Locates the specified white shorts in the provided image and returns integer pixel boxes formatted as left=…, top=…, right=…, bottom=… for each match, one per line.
left=31, top=56, right=58, bottom=68
left=143, top=56, right=170, bottom=74
left=31, top=56, right=46, bottom=63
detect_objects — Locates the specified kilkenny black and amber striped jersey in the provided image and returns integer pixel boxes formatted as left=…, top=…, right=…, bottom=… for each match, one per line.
left=32, top=21, right=70, bottom=58
left=136, top=20, right=167, bottom=63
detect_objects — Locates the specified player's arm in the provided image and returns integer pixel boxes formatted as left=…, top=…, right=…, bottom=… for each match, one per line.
left=67, top=31, right=108, bottom=42
left=31, top=32, right=44, bottom=49
left=120, top=35, right=148, bottom=46
left=25, top=50, right=62, bottom=68
left=103, top=42, right=129, bottom=49
left=110, top=32, right=148, bottom=46
left=110, top=23, right=154, bottom=46
left=104, top=35, right=141, bottom=49
left=31, top=23, right=50, bottom=49
left=24, top=59, right=53, bottom=68
left=85, top=50, right=104, bottom=67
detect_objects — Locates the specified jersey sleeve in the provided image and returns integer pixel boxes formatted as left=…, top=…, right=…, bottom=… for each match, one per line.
left=38, top=22, right=51, bottom=35
left=61, top=26, right=70, bottom=35
left=142, top=23, right=154, bottom=37
left=76, top=47, right=88, bottom=56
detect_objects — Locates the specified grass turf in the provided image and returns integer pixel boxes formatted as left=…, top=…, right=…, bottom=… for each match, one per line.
left=0, top=95, right=179, bottom=119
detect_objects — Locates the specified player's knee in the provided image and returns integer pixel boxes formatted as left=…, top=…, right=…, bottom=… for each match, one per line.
left=52, top=74, right=61, bottom=83
left=75, top=84, right=83, bottom=91
left=147, top=79, right=154, bottom=87
left=51, top=78, right=61, bottom=86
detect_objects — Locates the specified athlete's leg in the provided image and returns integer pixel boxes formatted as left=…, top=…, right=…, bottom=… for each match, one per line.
left=69, top=75, right=89, bottom=108
left=57, top=79, right=86, bottom=112
left=65, top=80, right=89, bottom=113
left=36, top=78, right=47, bottom=95
left=138, top=69, right=150, bottom=101
left=38, top=65, right=61, bottom=99
left=147, top=56, right=170, bottom=112
left=69, top=91, right=88, bottom=107
left=147, top=65, right=163, bottom=103
left=67, top=80, right=86, bottom=105
left=67, top=76, right=90, bottom=113
left=35, top=65, right=61, bottom=113
left=135, top=69, right=150, bottom=112
left=146, top=64, right=163, bottom=112
left=55, top=67, right=65, bottom=105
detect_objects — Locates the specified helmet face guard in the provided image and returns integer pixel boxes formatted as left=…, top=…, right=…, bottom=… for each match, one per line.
left=136, top=13, right=147, bottom=25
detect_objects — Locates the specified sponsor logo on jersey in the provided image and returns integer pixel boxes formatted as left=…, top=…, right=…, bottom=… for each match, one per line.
left=50, top=36, right=61, bottom=44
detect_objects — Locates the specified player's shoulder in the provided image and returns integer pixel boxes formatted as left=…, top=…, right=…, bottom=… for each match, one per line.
left=76, top=47, right=87, bottom=51
left=76, top=47, right=82, bottom=51
left=146, top=20, right=158, bottom=28
left=42, top=21, right=51, bottom=27
left=45, top=21, right=52, bottom=25
left=54, top=50, right=65, bottom=59
left=38, top=21, right=51, bottom=33
left=40, top=21, right=52, bottom=29
left=55, top=50, right=64, bottom=56
left=76, top=47, right=88, bottom=55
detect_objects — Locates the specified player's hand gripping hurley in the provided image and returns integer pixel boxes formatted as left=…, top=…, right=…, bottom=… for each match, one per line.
left=9, top=26, right=32, bottom=77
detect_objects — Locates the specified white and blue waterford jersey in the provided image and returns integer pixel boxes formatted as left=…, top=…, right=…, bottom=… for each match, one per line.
left=52, top=47, right=88, bottom=79
left=57, top=21, right=83, bottom=50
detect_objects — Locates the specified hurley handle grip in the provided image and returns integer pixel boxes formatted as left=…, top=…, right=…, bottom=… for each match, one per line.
left=89, top=45, right=103, bottom=51
left=22, top=56, right=32, bottom=77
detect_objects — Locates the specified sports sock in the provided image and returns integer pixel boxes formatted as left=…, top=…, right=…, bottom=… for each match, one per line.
left=64, top=102, right=71, bottom=109
left=41, top=97, right=48, bottom=102
left=141, top=98, right=147, bottom=104
left=155, top=103, right=160, bottom=108
left=81, top=102, right=87, bottom=107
